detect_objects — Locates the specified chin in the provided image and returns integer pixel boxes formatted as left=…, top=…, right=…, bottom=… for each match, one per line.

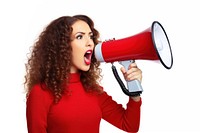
left=80, top=65, right=90, bottom=72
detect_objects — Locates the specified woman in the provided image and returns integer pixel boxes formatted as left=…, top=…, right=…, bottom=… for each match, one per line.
left=24, top=14, right=142, bottom=133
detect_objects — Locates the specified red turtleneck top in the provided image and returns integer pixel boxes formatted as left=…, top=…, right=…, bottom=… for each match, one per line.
left=26, top=73, right=142, bottom=133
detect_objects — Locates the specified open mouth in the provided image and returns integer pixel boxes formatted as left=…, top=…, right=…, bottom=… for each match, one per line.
left=84, top=50, right=93, bottom=65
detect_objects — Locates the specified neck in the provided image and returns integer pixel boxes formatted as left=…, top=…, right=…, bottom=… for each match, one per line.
left=69, top=73, right=81, bottom=83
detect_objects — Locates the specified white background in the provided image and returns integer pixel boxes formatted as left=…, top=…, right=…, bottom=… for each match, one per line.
left=0, top=0, right=200, bottom=132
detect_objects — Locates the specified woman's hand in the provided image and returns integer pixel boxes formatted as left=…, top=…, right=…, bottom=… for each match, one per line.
left=120, top=62, right=142, bottom=82
left=120, top=62, right=142, bottom=101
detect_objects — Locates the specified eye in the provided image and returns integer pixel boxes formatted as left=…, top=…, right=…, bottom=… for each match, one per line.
left=90, top=34, right=95, bottom=39
left=76, top=35, right=83, bottom=40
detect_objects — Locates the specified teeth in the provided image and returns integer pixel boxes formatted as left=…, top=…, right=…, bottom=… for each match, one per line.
left=86, top=51, right=91, bottom=54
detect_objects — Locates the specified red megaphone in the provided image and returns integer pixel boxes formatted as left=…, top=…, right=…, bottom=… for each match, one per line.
left=94, top=21, right=173, bottom=96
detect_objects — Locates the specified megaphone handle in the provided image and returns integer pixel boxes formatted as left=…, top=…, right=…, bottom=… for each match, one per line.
left=119, top=60, right=143, bottom=93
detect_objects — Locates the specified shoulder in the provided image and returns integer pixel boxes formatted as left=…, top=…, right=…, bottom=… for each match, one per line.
left=96, top=86, right=113, bottom=103
left=29, top=84, right=49, bottom=95
left=27, top=84, right=54, bottom=102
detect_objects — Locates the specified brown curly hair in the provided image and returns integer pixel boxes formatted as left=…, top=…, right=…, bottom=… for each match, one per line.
left=24, top=15, right=103, bottom=103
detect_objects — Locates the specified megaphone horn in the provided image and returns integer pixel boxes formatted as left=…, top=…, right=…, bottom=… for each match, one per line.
left=95, top=21, right=173, bottom=69
left=95, top=21, right=173, bottom=96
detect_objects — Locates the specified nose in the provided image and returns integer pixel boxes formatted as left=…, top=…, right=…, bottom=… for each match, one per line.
left=86, top=38, right=94, bottom=47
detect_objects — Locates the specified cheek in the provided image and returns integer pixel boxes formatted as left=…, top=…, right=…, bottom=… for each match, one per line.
left=72, top=51, right=81, bottom=60
left=71, top=45, right=83, bottom=61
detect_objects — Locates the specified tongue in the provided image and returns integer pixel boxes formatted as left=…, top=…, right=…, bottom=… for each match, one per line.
left=84, top=56, right=91, bottom=65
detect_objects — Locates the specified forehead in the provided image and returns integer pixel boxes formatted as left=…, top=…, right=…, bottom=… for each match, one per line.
left=71, top=20, right=91, bottom=33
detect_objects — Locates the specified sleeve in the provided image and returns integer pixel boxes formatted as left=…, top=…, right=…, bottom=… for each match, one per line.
left=98, top=91, right=142, bottom=133
left=26, top=84, right=53, bottom=133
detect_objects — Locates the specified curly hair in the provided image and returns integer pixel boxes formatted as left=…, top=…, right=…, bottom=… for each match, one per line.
left=24, top=15, right=103, bottom=103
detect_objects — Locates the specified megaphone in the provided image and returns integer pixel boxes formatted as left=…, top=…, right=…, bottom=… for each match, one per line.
left=95, top=21, right=173, bottom=96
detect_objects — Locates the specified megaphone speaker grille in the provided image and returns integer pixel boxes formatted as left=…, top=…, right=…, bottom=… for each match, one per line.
left=152, top=21, right=173, bottom=69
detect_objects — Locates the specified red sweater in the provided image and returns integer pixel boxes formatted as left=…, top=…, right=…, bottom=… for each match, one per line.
left=26, top=73, right=141, bottom=133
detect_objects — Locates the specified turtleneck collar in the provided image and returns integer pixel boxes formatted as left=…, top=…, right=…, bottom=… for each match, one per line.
left=69, top=73, right=81, bottom=83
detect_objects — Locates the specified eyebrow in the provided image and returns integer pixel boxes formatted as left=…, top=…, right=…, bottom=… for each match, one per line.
left=75, top=31, right=93, bottom=35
